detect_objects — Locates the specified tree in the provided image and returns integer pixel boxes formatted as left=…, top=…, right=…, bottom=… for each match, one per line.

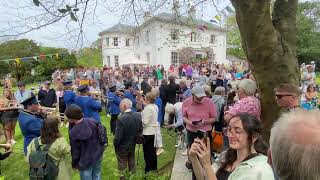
left=0, top=39, right=40, bottom=80
left=226, top=15, right=246, bottom=59
left=77, top=48, right=103, bottom=68
left=230, top=0, right=300, bottom=139
left=178, top=47, right=196, bottom=64
left=296, top=2, right=320, bottom=68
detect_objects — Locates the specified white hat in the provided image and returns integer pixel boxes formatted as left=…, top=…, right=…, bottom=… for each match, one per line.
left=192, top=86, right=206, bottom=98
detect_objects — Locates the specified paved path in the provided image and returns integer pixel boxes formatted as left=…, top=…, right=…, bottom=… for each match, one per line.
left=170, top=148, right=192, bottom=180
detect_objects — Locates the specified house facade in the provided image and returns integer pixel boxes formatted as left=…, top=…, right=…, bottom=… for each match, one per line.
left=99, top=12, right=227, bottom=69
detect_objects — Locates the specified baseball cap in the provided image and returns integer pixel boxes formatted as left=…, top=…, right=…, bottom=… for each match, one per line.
left=77, top=85, right=89, bottom=93
left=21, top=95, right=39, bottom=107
left=192, top=86, right=206, bottom=98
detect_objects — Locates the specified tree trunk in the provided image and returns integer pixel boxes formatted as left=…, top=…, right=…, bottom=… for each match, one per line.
left=230, top=0, right=300, bottom=140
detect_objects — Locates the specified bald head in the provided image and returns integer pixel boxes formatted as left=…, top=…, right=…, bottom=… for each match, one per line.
left=270, top=109, right=320, bottom=180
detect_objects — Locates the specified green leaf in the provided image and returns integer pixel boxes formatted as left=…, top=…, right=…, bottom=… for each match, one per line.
left=73, top=8, right=79, bottom=12
left=70, top=12, right=77, bottom=22
left=66, top=5, right=71, bottom=11
left=33, top=0, right=40, bottom=6
left=58, top=8, right=68, bottom=13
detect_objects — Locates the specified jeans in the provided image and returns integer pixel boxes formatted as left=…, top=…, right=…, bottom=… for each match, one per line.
left=79, top=157, right=102, bottom=180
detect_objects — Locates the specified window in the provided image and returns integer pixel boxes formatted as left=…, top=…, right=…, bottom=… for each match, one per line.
left=146, top=52, right=150, bottom=63
left=125, top=38, right=130, bottom=47
left=196, top=54, right=202, bottom=59
left=191, top=32, right=196, bottom=42
left=107, top=56, right=110, bottom=66
left=171, top=52, right=178, bottom=65
left=137, top=36, right=140, bottom=46
left=210, top=35, right=216, bottom=43
left=114, top=55, right=119, bottom=67
left=171, top=29, right=179, bottom=40
left=113, top=37, right=118, bottom=47
left=106, top=38, right=109, bottom=46
left=146, top=30, right=150, bottom=43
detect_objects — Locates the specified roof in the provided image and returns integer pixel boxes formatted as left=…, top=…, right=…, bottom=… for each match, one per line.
left=99, top=12, right=225, bottom=36
left=98, top=24, right=135, bottom=36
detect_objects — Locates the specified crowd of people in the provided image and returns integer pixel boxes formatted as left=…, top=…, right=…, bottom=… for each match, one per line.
left=0, top=61, right=319, bottom=180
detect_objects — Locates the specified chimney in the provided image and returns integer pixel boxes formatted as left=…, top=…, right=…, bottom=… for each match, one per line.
left=144, top=11, right=152, bottom=22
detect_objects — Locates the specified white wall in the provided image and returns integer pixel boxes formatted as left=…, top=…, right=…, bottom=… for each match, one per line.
left=100, top=21, right=227, bottom=69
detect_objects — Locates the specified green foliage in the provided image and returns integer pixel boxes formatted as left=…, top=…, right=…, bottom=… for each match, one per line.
left=296, top=2, right=320, bottom=66
left=0, top=39, right=40, bottom=79
left=35, top=54, right=78, bottom=81
left=77, top=48, right=103, bottom=68
left=226, top=15, right=246, bottom=59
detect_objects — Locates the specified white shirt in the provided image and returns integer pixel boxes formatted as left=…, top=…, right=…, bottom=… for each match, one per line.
left=141, top=104, right=158, bottom=135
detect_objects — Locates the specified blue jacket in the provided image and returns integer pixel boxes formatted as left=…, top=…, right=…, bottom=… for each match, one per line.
left=64, top=90, right=75, bottom=106
left=155, top=97, right=163, bottom=124
left=69, top=118, right=104, bottom=170
left=107, top=91, right=121, bottom=115
left=74, top=95, right=102, bottom=122
left=18, top=111, right=43, bottom=154
left=123, top=90, right=137, bottom=112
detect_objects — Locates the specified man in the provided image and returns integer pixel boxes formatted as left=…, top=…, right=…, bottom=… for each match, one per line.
left=141, top=75, right=152, bottom=95
left=107, top=85, right=122, bottom=135
left=80, top=73, right=90, bottom=86
left=18, top=96, right=44, bottom=154
left=64, top=104, right=104, bottom=180
left=269, top=109, right=320, bottom=180
left=165, top=76, right=180, bottom=104
left=14, top=82, right=33, bottom=104
left=74, top=85, right=102, bottom=122
left=114, top=99, right=142, bottom=180
left=182, top=86, right=216, bottom=173
left=123, top=82, right=137, bottom=112
left=38, top=81, right=57, bottom=108
left=274, top=83, right=301, bottom=111
left=198, top=71, right=208, bottom=86
left=63, top=80, right=76, bottom=106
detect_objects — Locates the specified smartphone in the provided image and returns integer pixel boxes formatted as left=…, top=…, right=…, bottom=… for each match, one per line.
left=196, top=130, right=208, bottom=141
left=192, top=119, right=202, bottom=125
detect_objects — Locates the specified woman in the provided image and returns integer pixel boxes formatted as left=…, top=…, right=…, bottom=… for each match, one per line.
left=189, top=114, right=273, bottom=180
left=0, top=89, right=19, bottom=145
left=224, top=79, right=261, bottom=122
left=141, top=92, right=158, bottom=173
left=27, top=117, right=72, bottom=180
left=151, top=88, right=164, bottom=156
left=303, top=85, right=318, bottom=109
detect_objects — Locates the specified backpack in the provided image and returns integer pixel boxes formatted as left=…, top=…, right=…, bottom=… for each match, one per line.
left=28, top=138, right=59, bottom=180
left=93, top=121, right=108, bottom=146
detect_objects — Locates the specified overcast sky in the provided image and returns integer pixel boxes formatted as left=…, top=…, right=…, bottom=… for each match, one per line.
left=0, top=0, right=311, bottom=49
left=0, top=0, right=231, bottom=49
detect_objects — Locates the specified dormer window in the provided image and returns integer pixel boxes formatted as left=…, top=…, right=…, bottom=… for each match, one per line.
left=113, top=37, right=118, bottom=47
left=191, top=32, right=196, bottom=42
left=171, top=29, right=179, bottom=40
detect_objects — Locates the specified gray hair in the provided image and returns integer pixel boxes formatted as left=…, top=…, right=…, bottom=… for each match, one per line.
left=214, top=86, right=226, bottom=95
left=151, top=88, right=160, bottom=97
left=238, top=79, right=257, bottom=96
left=120, top=98, right=132, bottom=109
left=270, top=109, right=320, bottom=180
left=165, top=103, right=174, bottom=114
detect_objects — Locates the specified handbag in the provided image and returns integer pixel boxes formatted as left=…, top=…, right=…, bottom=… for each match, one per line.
left=211, top=131, right=223, bottom=153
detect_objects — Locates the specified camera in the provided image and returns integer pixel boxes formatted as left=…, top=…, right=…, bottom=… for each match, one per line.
left=196, top=130, right=208, bottom=140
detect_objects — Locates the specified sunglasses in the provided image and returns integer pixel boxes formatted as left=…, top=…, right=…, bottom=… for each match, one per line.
left=275, top=94, right=294, bottom=99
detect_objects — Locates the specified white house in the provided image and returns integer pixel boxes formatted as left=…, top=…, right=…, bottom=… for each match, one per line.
left=99, top=12, right=227, bottom=69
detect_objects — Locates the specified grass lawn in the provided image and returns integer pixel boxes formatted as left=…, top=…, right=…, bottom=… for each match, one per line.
left=0, top=113, right=176, bottom=180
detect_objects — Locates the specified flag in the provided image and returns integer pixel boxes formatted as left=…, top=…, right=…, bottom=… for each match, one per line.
left=21, top=57, right=30, bottom=62
left=15, top=58, right=21, bottom=64
left=215, top=15, right=221, bottom=22
left=210, top=19, right=218, bottom=23
left=225, top=6, right=235, bottom=13
left=33, top=56, right=38, bottom=61
left=55, top=53, right=59, bottom=59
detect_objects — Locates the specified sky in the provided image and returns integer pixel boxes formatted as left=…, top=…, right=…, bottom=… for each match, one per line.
left=0, top=0, right=231, bottom=50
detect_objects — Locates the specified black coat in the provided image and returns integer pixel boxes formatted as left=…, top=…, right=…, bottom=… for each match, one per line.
left=38, top=89, right=57, bottom=107
left=114, top=111, right=142, bottom=152
left=165, top=82, right=180, bottom=104
left=141, top=81, right=152, bottom=95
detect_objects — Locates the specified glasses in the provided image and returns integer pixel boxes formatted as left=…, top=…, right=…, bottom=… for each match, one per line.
left=275, top=94, right=293, bottom=99
left=223, top=126, right=244, bottom=136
